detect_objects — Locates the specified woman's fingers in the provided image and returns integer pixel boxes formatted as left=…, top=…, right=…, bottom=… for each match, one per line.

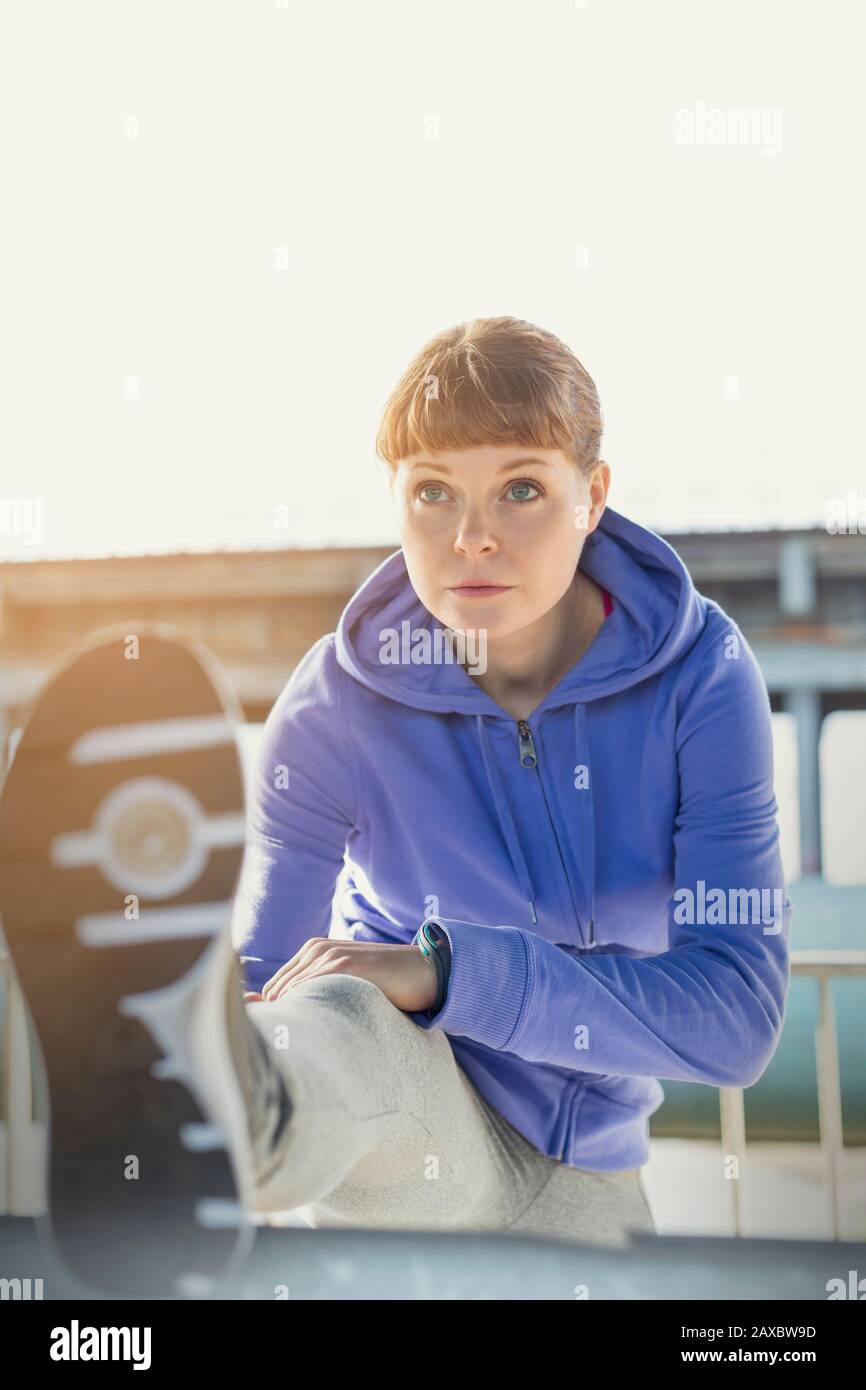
left=269, top=945, right=354, bottom=999
left=260, top=939, right=412, bottom=1004
left=260, top=938, right=327, bottom=1000
left=273, top=953, right=356, bottom=1000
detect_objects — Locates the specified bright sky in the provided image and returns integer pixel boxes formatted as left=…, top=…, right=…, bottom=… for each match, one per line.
left=2, top=0, right=864, bottom=563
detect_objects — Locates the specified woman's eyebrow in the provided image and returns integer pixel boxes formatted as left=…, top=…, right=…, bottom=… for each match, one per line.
left=407, top=456, right=553, bottom=474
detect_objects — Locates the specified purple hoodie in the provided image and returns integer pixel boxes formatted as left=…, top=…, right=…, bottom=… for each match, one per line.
left=232, top=506, right=791, bottom=1171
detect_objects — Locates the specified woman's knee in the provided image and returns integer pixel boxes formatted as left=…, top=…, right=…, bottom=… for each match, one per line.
left=294, top=971, right=398, bottom=1037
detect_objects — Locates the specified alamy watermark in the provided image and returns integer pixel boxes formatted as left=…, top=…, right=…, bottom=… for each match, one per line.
left=49, top=1321, right=151, bottom=1369
left=825, top=491, right=866, bottom=535
left=0, top=497, right=43, bottom=546
left=674, top=103, right=783, bottom=158
left=1, top=1276, right=43, bottom=1299
left=378, top=621, right=488, bottom=675
left=673, top=880, right=785, bottom=934
left=826, top=1269, right=866, bottom=1299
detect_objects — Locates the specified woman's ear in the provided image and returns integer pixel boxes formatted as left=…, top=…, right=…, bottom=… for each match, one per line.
left=588, top=461, right=611, bottom=522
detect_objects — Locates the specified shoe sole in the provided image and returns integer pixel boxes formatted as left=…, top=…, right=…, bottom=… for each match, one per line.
left=0, top=621, right=255, bottom=1297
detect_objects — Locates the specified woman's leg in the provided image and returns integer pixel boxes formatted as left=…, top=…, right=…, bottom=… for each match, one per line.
left=458, top=1083, right=656, bottom=1249
left=243, top=970, right=546, bottom=1230
left=242, top=970, right=654, bottom=1247
left=497, top=1154, right=656, bottom=1248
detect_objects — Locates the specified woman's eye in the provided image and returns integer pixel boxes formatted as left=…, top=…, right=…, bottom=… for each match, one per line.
left=415, top=479, right=542, bottom=504
left=507, top=479, right=542, bottom=502
left=417, top=484, right=448, bottom=503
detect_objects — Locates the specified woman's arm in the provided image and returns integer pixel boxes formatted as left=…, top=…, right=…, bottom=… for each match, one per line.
left=230, top=635, right=359, bottom=995
left=412, top=623, right=792, bottom=1090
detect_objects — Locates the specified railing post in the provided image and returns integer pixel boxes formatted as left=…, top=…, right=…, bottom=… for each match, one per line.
left=815, top=974, right=843, bottom=1240
left=719, top=1086, right=747, bottom=1236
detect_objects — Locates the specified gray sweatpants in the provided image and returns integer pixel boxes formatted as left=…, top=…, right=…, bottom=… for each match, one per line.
left=243, top=972, right=655, bottom=1249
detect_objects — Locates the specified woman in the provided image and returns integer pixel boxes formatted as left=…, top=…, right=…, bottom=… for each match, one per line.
left=232, top=315, right=791, bottom=1246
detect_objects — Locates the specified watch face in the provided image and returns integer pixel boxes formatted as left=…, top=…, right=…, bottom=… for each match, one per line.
left=426, top=925, right=451, bottom=958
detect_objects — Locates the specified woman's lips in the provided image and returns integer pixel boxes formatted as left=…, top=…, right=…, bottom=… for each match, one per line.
left=449, top=584, right=513, bottom=597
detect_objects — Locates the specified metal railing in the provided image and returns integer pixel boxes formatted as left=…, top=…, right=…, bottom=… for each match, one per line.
left=2, top=945, right=864, bottom=1229
left=719, top=949, right=866, bottom=1238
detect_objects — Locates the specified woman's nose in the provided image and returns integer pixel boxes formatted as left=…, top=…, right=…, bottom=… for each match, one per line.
left=453, top=508, right=497, bottom=555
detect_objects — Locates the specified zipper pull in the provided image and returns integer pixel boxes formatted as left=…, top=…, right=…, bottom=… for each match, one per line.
left=588, top=918, right=595, bottom=945
left=516, top=719, right=538, bottom=768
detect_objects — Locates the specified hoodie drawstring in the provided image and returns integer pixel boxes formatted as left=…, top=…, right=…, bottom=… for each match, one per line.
left=572, top=703, right=597, bottom=938
left=474, top=709, right=597, bottom=943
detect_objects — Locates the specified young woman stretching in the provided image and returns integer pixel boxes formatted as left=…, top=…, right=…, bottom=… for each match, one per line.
left=230, top=315, right=791, bottom=1243
left=0, top=316, right=791, bottom=1295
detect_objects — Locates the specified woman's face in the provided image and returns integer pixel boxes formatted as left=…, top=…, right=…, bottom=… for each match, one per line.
left=391, top=444, right=609, bottom=639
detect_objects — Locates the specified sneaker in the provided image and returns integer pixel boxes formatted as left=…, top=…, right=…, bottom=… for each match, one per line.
left=0, top=621, right=285, bottom=1297
left=221, top=935, right=295, bottom=1183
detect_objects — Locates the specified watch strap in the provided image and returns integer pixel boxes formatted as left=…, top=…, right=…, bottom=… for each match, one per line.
left=413, top=919, right=452, bottom=1018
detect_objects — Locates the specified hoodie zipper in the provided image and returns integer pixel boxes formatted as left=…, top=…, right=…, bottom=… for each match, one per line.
left=516, top=719, right=593, bottom=948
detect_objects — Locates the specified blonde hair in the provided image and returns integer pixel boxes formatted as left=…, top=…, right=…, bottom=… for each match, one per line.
left=376, top=316, right=604, bottom=476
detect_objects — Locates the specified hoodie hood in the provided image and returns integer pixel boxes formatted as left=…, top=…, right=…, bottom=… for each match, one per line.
left=336, top=506, right=707, bottom=714
left=334, top=505, right=709, bottom=933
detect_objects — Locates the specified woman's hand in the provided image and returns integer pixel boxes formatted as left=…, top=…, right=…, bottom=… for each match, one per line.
left=254, top=938, right=440, bottom=1013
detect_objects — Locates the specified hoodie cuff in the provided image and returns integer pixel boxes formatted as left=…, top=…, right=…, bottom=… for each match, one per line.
left=408, top=917, right=531, bottom=1051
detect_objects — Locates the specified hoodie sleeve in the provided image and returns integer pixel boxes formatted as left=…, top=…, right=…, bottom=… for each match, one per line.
left=230, top=634, right=359, bottom=995
left=411, top=624, right=792, bottom=1090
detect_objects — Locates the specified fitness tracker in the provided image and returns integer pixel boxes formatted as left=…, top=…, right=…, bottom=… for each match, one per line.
left=412, top=918, right=452, bottom=1019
